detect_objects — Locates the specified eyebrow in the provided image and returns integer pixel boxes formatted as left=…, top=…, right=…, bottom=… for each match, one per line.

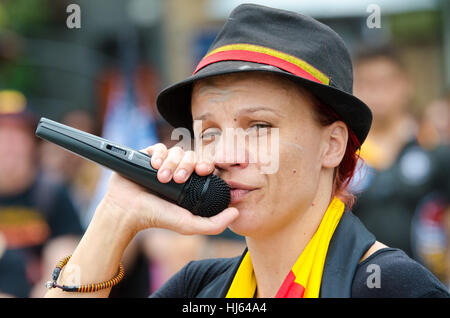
left=194, top=106, right=284, bottom=121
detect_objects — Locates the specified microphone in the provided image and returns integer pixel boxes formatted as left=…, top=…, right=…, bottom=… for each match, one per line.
left=35, top=118, right=230, bottom=217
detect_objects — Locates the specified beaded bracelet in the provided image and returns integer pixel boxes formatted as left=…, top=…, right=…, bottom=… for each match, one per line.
left=45, top=255, right=125, bottom=293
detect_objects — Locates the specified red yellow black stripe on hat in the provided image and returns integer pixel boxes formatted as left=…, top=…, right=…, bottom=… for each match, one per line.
left=194, top=43, right=330, bottom=86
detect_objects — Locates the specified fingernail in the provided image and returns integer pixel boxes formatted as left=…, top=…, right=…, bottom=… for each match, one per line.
left=160, top=169, right=171, bottom=180
left=175, top=169, right=187, bottom=180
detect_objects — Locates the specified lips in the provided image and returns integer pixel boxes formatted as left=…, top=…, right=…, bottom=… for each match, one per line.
left=225, top=180, right=258, bottom=204
left=229, top=188, right=251, bottom=203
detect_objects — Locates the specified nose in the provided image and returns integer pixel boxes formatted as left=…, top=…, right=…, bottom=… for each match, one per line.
left=211, top=129, right=250, bottom=172
left=214, top=159, right=249, bottom=172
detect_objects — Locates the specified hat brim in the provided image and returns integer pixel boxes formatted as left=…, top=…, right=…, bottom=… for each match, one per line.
left=156, top=61, right=372, bottom=145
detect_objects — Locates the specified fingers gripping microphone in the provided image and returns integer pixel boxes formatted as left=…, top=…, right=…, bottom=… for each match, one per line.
left=35, top=118, right=230, bottom=217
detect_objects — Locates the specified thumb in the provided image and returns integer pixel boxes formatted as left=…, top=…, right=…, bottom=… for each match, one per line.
left=201, top=207, right=240, bottom=235
left=165, top=206, right=240, bottom=236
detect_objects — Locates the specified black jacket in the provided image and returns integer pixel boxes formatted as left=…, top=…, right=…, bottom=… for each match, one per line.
left=150, top=211, right=450, bottom=298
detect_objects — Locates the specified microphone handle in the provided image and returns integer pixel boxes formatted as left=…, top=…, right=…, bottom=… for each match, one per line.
left=35, top=118, right=190, bottom=205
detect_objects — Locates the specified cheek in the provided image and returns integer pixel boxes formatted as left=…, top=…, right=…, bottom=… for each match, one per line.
left=228, top=133, right=323, bottom=235
left=273, top=135, right=323, bottom=197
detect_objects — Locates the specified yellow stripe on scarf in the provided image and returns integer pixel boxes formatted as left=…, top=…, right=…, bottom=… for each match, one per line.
left=226, top=196, right=345, bottom=298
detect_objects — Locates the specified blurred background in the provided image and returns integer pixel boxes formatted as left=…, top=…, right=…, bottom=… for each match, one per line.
left=0, top=0, right=448, bottom=297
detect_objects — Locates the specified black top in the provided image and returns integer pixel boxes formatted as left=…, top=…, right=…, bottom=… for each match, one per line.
left=0, top=172, right=83, bottom=246
left=352, top=248, right=449, bottom=298
left=352, top=141, right=450, bottom=265
left=0, top=172, right=83, bottom=297
left=150, top=248, right=449, bottom=298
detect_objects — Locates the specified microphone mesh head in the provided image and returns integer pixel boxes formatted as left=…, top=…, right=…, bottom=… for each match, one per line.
left=180, top=174, right=230, bottom=217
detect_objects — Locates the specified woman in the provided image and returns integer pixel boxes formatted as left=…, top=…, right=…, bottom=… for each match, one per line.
left=45, top=4, right=449, bottom=298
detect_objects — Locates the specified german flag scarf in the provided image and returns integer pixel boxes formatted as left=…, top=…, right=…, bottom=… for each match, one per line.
left=226, top=197, right=345, bottom=298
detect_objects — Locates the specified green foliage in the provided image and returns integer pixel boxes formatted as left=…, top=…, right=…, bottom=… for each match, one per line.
left=0, top=0, right=50, bottom=33
left=389, top=10, right=442, bottom=44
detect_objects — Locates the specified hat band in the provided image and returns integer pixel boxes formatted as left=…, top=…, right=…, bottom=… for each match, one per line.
left=194, top=43, right=330, bottom=85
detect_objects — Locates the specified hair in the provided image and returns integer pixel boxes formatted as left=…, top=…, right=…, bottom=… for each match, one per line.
left=309, top=95, right=361, bottom=209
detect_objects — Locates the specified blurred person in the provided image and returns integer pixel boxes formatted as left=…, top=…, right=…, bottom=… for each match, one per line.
left=141, top=228, right=246, bottom=293
left=83, top=34, right=161, bottom=298
left=45, top=5, right=448, bottom=298
left=140, top=230, right=207, bottom=293
left=445, top=206, right=450, bottom=289
left=40, top=110, right=101, bottom=223
left=416, top=94, right=450, bottom=286
left=352, top=46, right=450, bottom=283
left=0, top=90, right=83, bottom=297
left=417, top=94, right=450, bottom=148
left=0, top=232, right=28, bottom=297
left=97, top=31, right=246, bottom=297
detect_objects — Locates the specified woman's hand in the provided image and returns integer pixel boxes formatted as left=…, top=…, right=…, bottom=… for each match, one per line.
left=100, top=143, right=239, bottom=237
left=45, top=143, right=239, bottom=298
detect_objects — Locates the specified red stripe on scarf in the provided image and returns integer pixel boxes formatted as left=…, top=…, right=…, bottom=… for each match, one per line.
left=275, top=270, right=305, bottom=298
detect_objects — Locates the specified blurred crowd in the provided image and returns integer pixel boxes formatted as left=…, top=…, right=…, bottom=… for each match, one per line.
left=0, top=90, right=246, bottom=298
left=351, top=46, right=450, bottom=285
left=0, top=3, right=449, bottom=298
left=0, top=44, right=246, bottom=297
left=0, top=42, right=448, bottom=297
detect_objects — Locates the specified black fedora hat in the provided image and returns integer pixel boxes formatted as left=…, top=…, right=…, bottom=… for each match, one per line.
left=156, top=3, right=372, bottom=145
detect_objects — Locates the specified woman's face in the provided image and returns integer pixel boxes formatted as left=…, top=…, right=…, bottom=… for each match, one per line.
left=191, top=72, right=334, bottom=238
left=354, top=57, right=411, bottom=122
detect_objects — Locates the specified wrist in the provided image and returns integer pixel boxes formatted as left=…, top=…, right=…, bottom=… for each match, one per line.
left=95, top=196, right=140, bottom=240
left=45, top=198, right=137, bottom=298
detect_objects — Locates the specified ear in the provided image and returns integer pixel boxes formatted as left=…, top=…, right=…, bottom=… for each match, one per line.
left=321, top=121, right=348, bottom=169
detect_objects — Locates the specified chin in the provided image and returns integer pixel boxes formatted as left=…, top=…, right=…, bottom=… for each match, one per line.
left=227, top=205, right=263, bottom=238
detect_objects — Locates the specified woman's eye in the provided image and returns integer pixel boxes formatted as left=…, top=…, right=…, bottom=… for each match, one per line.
left=200, top=128, right=221, bottom=140
left=247, top=123, right=272, bottom=135
left=252, top=123, right=271, bottom=129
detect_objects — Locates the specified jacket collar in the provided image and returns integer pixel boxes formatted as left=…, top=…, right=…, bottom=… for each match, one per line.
left=196, top=210, right=375, bottom=298
left=320, top=209, right=375, bottom=297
